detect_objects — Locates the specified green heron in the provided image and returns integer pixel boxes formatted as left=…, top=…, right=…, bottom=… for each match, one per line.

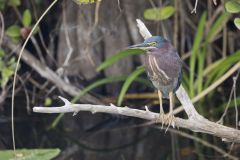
left=130, top=36, right=182, bottom=127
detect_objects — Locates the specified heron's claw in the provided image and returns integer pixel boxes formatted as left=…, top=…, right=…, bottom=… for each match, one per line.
left=155, top=112, right=170, bottom=129
left=165, top=114, right=175, bottom=132
left=157, top=112, right=167, bottom=129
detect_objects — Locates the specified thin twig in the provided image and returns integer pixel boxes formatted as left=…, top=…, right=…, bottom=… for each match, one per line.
left=191, top=0, right=198, bottom=14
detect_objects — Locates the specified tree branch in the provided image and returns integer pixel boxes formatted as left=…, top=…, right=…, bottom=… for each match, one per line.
left=33, top=96, right=240, bottom=143
left=33, top=19, right=240, bottom=143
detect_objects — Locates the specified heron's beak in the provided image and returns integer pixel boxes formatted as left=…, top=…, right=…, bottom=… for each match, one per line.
left=128, top=43, right=149, bottom=49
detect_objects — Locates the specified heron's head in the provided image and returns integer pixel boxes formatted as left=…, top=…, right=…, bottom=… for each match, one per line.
left=129, top=36, right=167, bottom=50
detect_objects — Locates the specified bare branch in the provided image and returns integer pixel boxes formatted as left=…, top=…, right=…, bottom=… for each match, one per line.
left=33, top=96, right=240, bottom=143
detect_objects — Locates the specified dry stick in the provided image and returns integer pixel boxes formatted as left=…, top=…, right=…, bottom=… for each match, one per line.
left=33, top=19, right=240, bottom=143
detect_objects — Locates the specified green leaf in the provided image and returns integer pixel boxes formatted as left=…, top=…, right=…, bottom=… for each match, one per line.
left=6, top=25, right=20, bottom=38
left=72, top=74, right=151, bottom=104
left=8, top=57, right=16, bottom=65
left=44, top=97, right=52, bottom=106
left=11, top=36, right=21, bottom=43
left=2, top=67, right=14, bottom=78
left=196, top=48, right=205, bottom=94
left=1, top=67, right=14, bottom=87
left=203, top=58, right=224, bottom=76
left=72, top=76, right=129, bottom=103
left=194, top=10, right=230, bottom=94
left=144, top=6, right=175, bottom=21
left=225, top=1, right=240, bottom=13
left=206, top=12, right=230, bottom=42
left=234, top=18, right=240, bottom=30
left=189, top=12, right=207, bottom=97
left=0, top=149, right=60, bottom=160
left=117, top=66, right=145, bottom=106
left=96, top=49, right=145, bottom=72
left=205, top=51, right=240, bottom=88
left=0, top=1, right=6, bottom=11
left=8, top=0, right=20, bottom=7
left=22, top=9, right=32, bottom=27
left=0, top=48, right=5, bottom=57
left=73, top=0, right=99, bottom=5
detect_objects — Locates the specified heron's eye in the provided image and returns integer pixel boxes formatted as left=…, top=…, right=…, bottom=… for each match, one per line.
left=147, top=42, right=157, bottom=46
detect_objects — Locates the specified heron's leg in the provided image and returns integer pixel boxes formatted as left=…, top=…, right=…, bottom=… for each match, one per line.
left=169, top=91, right=174, bottom=115
left=165, top=91, right=175, bottom=132
left=157, top=90, right=165, bottom=128
left=158, top=90, right=164, bottom=115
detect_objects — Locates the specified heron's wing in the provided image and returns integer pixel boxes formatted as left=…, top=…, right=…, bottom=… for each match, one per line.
left=151, top=50, right=182, bottom=79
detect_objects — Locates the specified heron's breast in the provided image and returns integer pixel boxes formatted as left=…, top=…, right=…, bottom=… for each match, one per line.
left=144, top=54, right=173, bottom=85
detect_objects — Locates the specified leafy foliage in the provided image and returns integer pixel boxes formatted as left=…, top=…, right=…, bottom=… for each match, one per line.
left=225, top=1, right=240, bottom=13
left=22, top=9, right=32, bottom=27
left=234, top=17, right=240, bottom=29
left=96, top=49, right=145, bottom=72
left=205, top=51, right=240, bottom=88
left=144, top=6, right=175, bottom=21
left=6, top=25, right=21, bottom=37
left=225, top=0, right=240, bottom=30
left=0, top=1, right=6, bottom=11
left=0, top=149, right=60, bottom=160
left=0, top=49, right=17, bottom=88
left=189, top=12, right=207, bottom=97
left=8, top=0, right=21, bottom=7
left=44, top=97, right=52, bottom=106
left=117, top=66, right=146, bottom=106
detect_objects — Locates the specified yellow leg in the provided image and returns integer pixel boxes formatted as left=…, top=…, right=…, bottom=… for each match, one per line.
left=158, top=90, right=164, bottom=115
left=165, top=91, right=175, bottom=132
left=169, top=91, right=174, bottom=115
left=157, top=90, right=166, bottom=128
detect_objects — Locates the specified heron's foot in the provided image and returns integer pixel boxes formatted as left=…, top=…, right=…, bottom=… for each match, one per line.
left=165, top=113, right=175, bottom=132
left=155, top=112, right=167, bottom=129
